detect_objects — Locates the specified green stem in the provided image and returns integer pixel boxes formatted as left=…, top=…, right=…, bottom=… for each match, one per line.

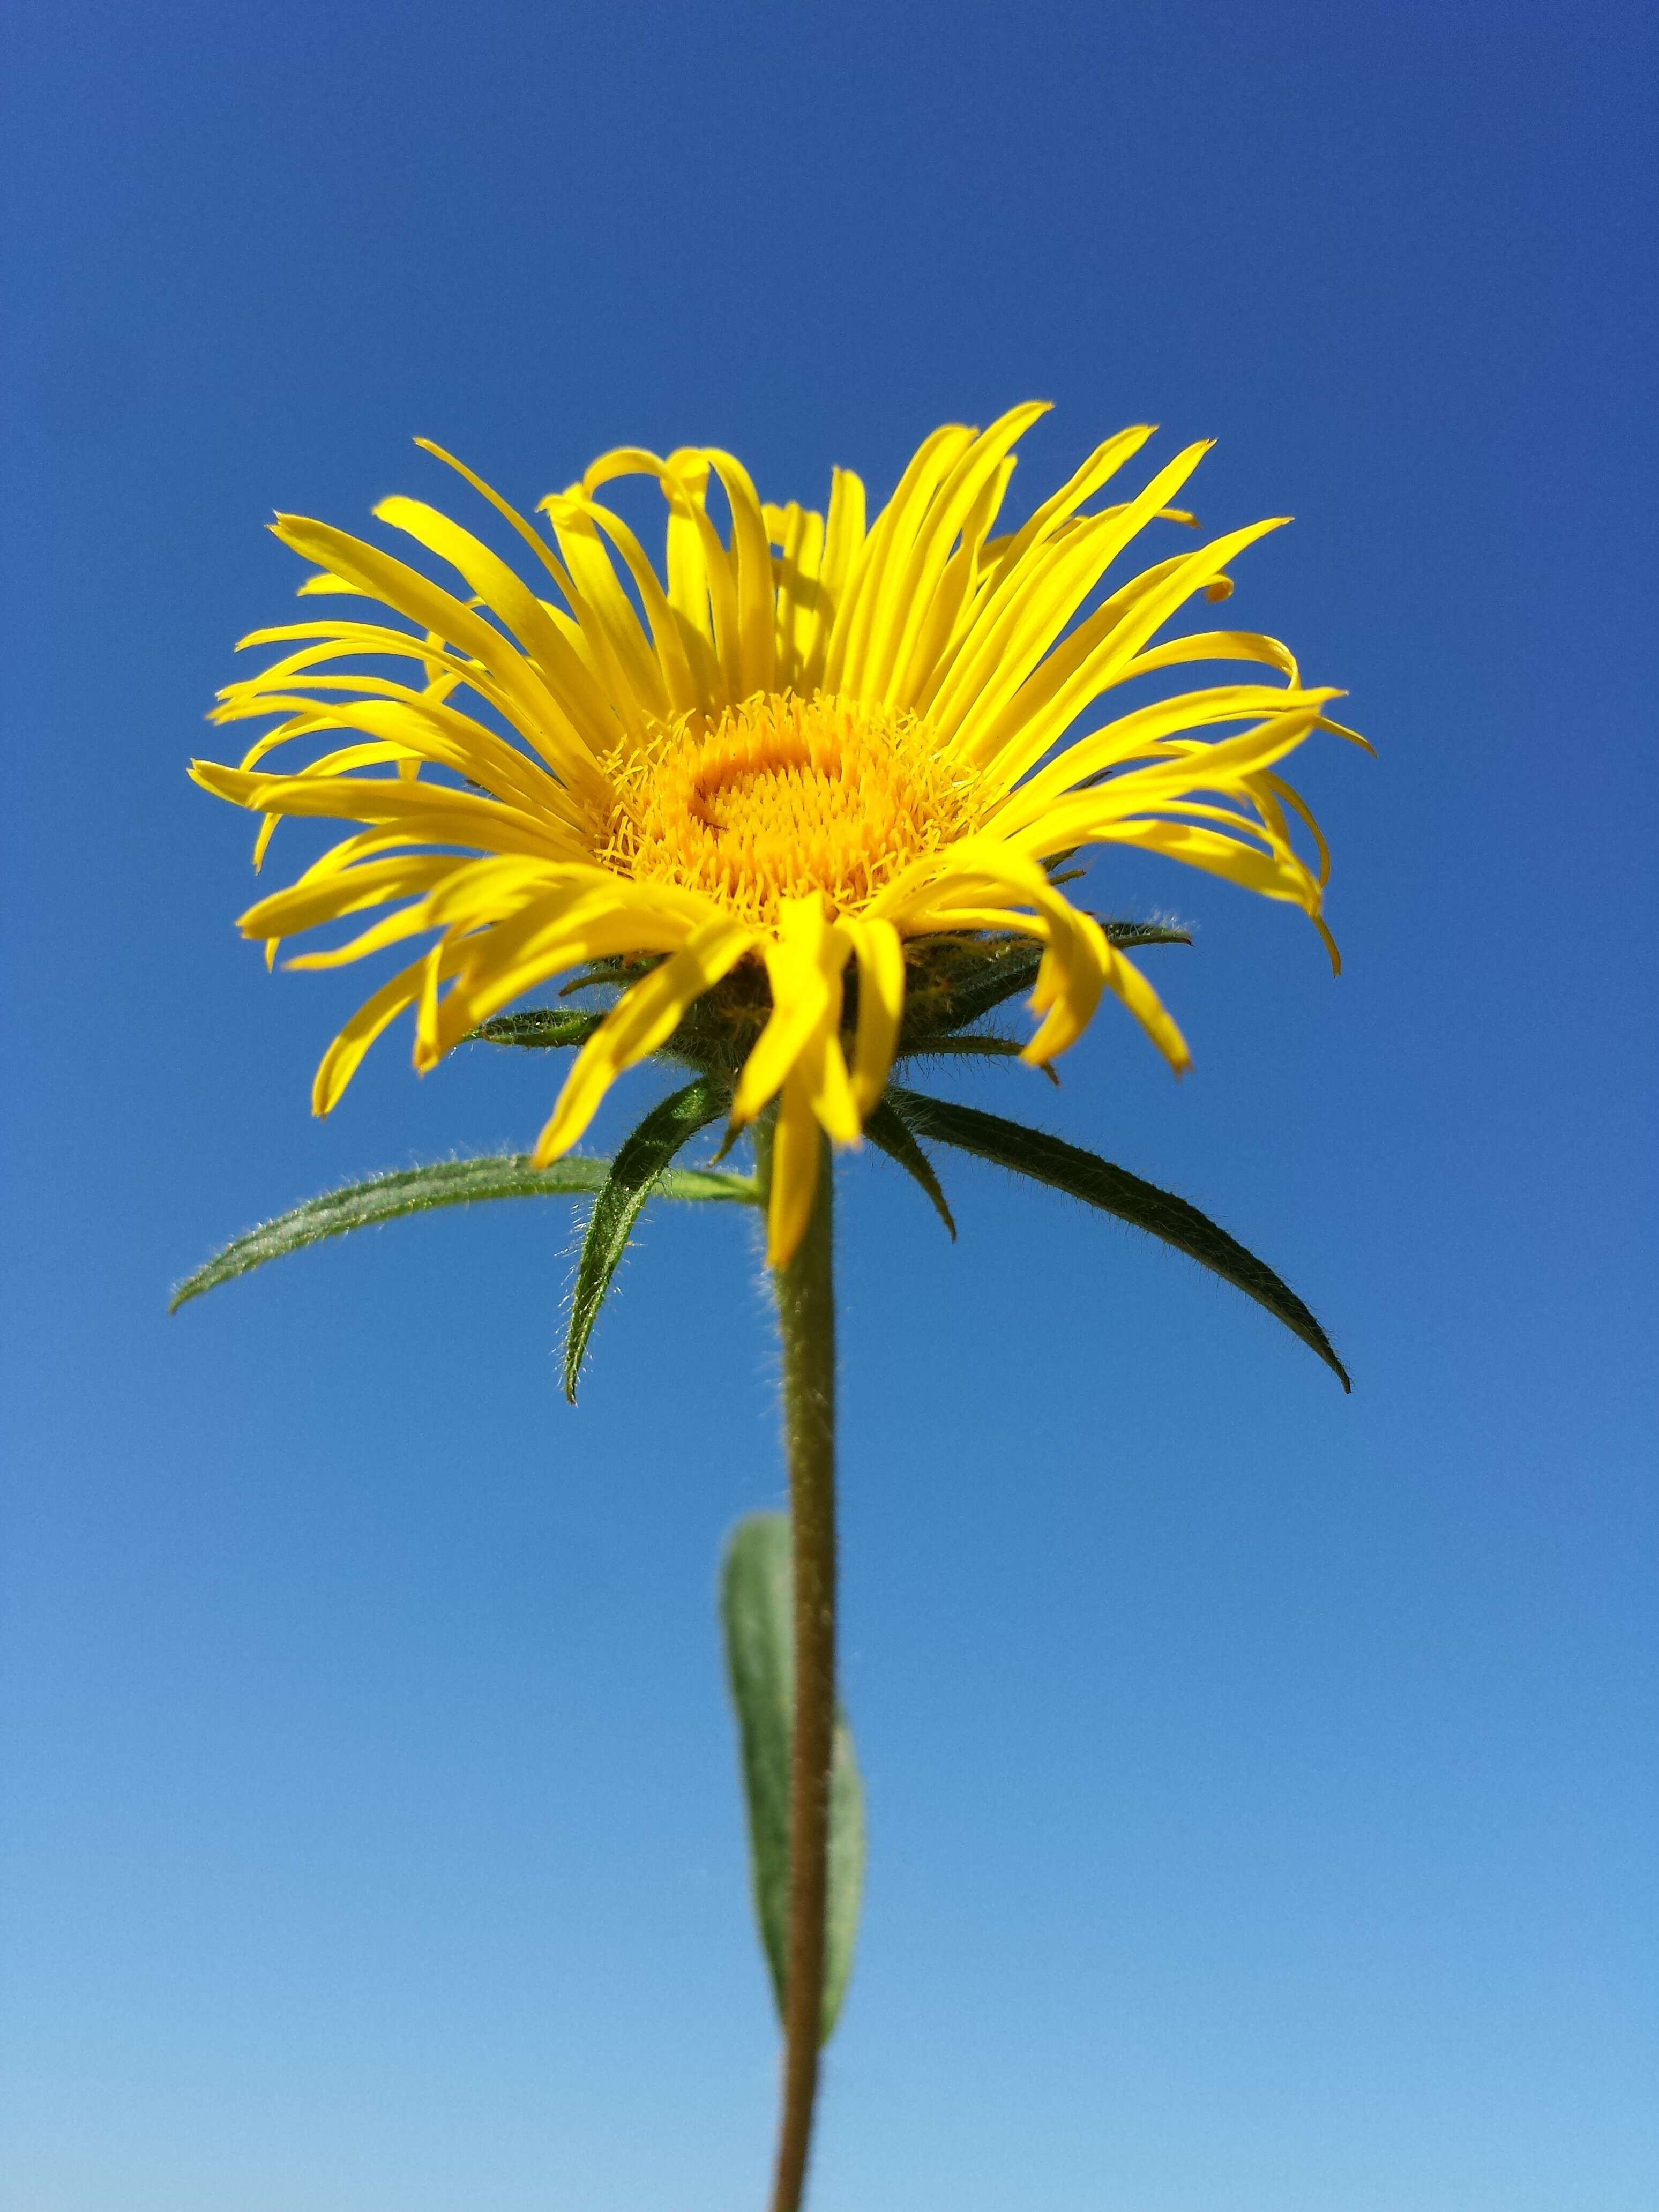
left=758, top=1127, right=838, bottom=2212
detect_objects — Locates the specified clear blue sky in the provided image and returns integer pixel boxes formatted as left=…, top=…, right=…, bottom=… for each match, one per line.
left=2, top=4, right=1654, bottom=2208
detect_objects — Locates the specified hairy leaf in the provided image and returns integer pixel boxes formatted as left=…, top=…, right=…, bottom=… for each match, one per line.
left=900, top=922, right=1191, bottom=1044
left=721, top=1513, right=866, bottom=2045
left=1100, top=919, right=1195, bottom=951
left=898, top=1033, right=1026, bottom=1062
left=563, top=1079, right=737, bottom=1400
left=900, top=940, right=1045, bottom=1042
left=895, top=937, right=1150, bottom=1051
left=864, top=1100, right=957, bottom=1238
left=884, top=1085, right=1350, bottom=1388
left=469, top=1007, right=604, bottom=1050
left=171, top=1153, right=753, bottom=1313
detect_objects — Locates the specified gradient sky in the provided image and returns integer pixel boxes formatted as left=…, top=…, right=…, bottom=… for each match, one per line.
left=2, top=4, right=1655, bottom=2209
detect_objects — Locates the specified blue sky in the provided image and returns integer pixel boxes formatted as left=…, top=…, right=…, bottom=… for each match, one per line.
left=2, top=3, right=1654, bottom=2208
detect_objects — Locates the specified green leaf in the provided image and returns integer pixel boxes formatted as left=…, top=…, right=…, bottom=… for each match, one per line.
left=469, top=1007, right=604, bottom=1049
left=864, top=1098, right=957, bottom=1238
left=884, top=1085, right=1351, bottom=1389
left=900, top=940, right=1044, bottom=1042
left=898, top=1033, right=1026, bottom=1063
left=563, top=1078, right=735, bottom=1401
left=1100, top=919, right=1195, bottom=951
left=899, top=922, right=1189, bottom=1049
left=170, top=1153, right=754, bottom=1313
left=720, top=1513, right=866, bottom=2045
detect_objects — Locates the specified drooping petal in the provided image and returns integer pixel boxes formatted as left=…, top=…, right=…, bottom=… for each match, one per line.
left=871, top=838, right=1190, bottom=1073
left=532, top=916, right=757, bottom=1162
left=843, top=917, right=906, bottom=1116
left=311, top=947, right=446, bottom=1116
left=1116, top=625, right=1303, bottom=687
left=766, top=1063, right=824, bottom=1267
left=731, top=895, right=855, bottom=1128
left=987, top=688, right=1344, bottom=837
left=238, top=853, right=461, bottom=943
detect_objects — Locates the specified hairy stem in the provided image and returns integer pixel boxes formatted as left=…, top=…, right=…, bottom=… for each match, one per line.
left=759, top=1129, right=837, bottom=2212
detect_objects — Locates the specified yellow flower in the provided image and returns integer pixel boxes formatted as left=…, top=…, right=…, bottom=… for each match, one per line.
left=192, top=404, right=1363, bottom=1264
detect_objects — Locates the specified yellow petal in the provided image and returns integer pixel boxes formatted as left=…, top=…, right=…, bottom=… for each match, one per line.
left=374, top=495, right=632, bottom=744
left=411, top=438, right=579, bottom=599
left=824, top=424, right=977, bottom=697
left=703, top=450, right=779, bottom=700
left=271, top=514, right=610, bottom=800
left=843, top=916, right=906, bottom=1116
left=731, top=895, right=853, bottom=1126
left=797, top=467, right=866, bottom=692
left=310, top=951, right=439, bottom=1116
left=975, top=424, right=1156, bottom=589
left=889, top=454, right=1017, bottom=709
left=924, top=442, right=1213, bottom=745
left=189, top=758, right=582, bottom=862
left=871, top=838, right=1109, bottom=1065
left=766, top=1066, right=823, bottom=1268
left=536, top=498, right=672, bottom=724
left=769, top=500, right=827, bottom=694
left=238, top=853, right=459, bottom=941
left=862, top=402, right=1049, bottom=708
left=800, top=1020, right=862, bottom=1148
left=532, top=917, right=755, bottom=1162
left=988, top=689, right=1341, bottom=836
left=1120, top=626, right=1302, bottom=687
left=427, top=897, right=713, bottom=1062
left=973, top=517, right=1291, bottom=786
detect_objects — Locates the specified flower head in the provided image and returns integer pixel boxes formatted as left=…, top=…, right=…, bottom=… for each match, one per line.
left=192, top=405, right=1363, bottom=1262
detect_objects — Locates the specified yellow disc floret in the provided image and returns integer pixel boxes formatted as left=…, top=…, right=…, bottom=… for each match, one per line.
left=601, top=692, right=990, bottom=927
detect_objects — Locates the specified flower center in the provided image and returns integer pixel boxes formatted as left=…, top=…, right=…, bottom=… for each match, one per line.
left=602, top=692, right=986, bottom=926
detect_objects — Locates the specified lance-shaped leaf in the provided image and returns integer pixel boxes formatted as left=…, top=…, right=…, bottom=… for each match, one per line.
left=865, top=1098, right=957, bottom=1238
left=898, top=1033, right=1026, bottom=1064
left=900, top=939, right=1044, bottom=1044
left=884, top=1085, right=1350, bottom=1388
left=1100, top=918, right=1194, bottom=951
left=563, top=1078, right=737, bottom=1401
left=171, top=1153, right=754, bottom=1312
left=469, top=1007, right=604, bottom=1049
left=899, top=920, right=1189, bottom=1048
left=721, top=1513, right=866, bottom=2045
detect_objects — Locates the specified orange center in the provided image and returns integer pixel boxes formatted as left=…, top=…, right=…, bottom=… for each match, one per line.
left=603, top=692, right=985, bottom=926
